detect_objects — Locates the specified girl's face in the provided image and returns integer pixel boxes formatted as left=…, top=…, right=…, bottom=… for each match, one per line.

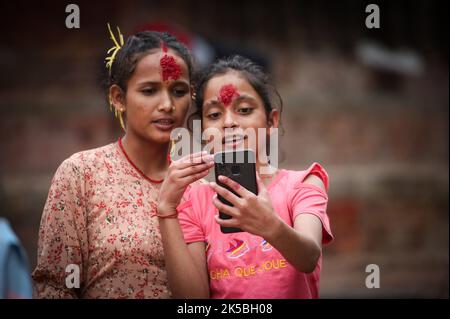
left=112, top=49, right=191, bottom=144
left=201, top=71, right=279, bottom=155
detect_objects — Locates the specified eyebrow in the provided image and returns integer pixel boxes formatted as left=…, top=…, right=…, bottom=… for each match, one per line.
left=136, top=80, right=190, bottom=87
left=233, top=94, right=256, bottom=103
left=204, top=99, right=220, bottom=108
left=204, top=94, right=256, bottom=108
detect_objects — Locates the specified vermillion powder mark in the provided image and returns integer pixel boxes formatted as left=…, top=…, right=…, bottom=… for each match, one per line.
left=218, top=84, right=240, bottom=106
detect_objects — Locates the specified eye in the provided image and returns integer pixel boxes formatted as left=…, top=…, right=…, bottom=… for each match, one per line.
left=237, top=107, right=252, bottom=115
left=206, top=112, right=221, bottom=120
left=173, top=87, right=188, bottom=97
left=141, top=87, right=157, bottom=95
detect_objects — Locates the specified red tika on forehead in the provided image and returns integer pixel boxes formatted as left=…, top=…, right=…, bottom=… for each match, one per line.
left=160, top=55, right=181, bottom=81
left=218, top=84, right=240, bottom=106
left=159, top=41, right=181, bottom=81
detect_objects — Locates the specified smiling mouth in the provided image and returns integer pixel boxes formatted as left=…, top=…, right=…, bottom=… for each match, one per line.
left=152, top=118, right=175, bottom=131
left=222, top=135, right=246, bottom=145
left=153, top=119, right=175, bottom=125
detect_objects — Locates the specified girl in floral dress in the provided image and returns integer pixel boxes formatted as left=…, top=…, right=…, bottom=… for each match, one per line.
left=32, top=28, right=212, bottom=298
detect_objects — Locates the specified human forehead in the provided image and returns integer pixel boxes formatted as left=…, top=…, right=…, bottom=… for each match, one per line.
left=203, top=71, right=261, bottom=102
left=130, top=49, right=189, bottom=81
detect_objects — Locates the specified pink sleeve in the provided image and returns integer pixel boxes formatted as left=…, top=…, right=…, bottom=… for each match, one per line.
left=177, top=187, right=206, bottom=244
left=289, top=163, right=333, bottom=245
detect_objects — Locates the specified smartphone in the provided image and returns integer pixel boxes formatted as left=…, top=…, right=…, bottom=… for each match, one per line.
left=214, top=149, right=258, bottom=233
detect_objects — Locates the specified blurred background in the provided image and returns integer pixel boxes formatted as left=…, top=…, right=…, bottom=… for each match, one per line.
left=0, top=0, right=448, bottom=298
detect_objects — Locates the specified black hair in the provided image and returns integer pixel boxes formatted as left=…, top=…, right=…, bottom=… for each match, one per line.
left=104, top=30, right=194, bottom=94
left=188, top=55, right=283, bottom=133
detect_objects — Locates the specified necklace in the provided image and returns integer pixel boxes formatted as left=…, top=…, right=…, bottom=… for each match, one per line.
left=118, top=137, right=165, bottom=184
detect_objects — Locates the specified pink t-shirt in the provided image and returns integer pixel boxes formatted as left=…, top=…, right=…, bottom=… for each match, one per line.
left=177, top=163, right=333, bottom=299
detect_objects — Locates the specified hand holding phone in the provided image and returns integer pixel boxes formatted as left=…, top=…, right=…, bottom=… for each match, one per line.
left=214, top=150, right=258, bottom=233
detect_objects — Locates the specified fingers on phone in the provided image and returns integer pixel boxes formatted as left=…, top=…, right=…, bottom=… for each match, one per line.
left=179, top=151, right=206, bottom=163
left=183, top=167, right=210, bottom=184
left=179, top=152, right=214, bottom=164
left=218, top=175, right=240, bottom=191
left=178, top=161, right=213, bottom=178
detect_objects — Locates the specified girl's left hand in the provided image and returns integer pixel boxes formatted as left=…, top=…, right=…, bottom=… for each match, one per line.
left=210, top=174, right=281, bottom=239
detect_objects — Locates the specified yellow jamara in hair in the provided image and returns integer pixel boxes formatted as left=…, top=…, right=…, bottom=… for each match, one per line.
left=105, top=23, right=124, bottom=71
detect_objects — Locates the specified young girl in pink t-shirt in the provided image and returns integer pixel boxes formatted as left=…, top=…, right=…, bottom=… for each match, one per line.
left=157, top=55, right=333, bottom=298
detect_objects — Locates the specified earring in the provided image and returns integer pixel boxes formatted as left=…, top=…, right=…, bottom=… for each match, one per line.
left=108, top=94, right=126, bottom=131
left=119, top=108, right=126, bottom=131
left=109, top=96, right=114, bottom=112
left=169, top=133, right=182, bottom=160
left=190, top=85, right=196, bottom=101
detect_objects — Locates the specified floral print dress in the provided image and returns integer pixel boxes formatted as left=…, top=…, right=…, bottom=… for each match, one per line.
left=32, top=141, right=196, bottom=298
